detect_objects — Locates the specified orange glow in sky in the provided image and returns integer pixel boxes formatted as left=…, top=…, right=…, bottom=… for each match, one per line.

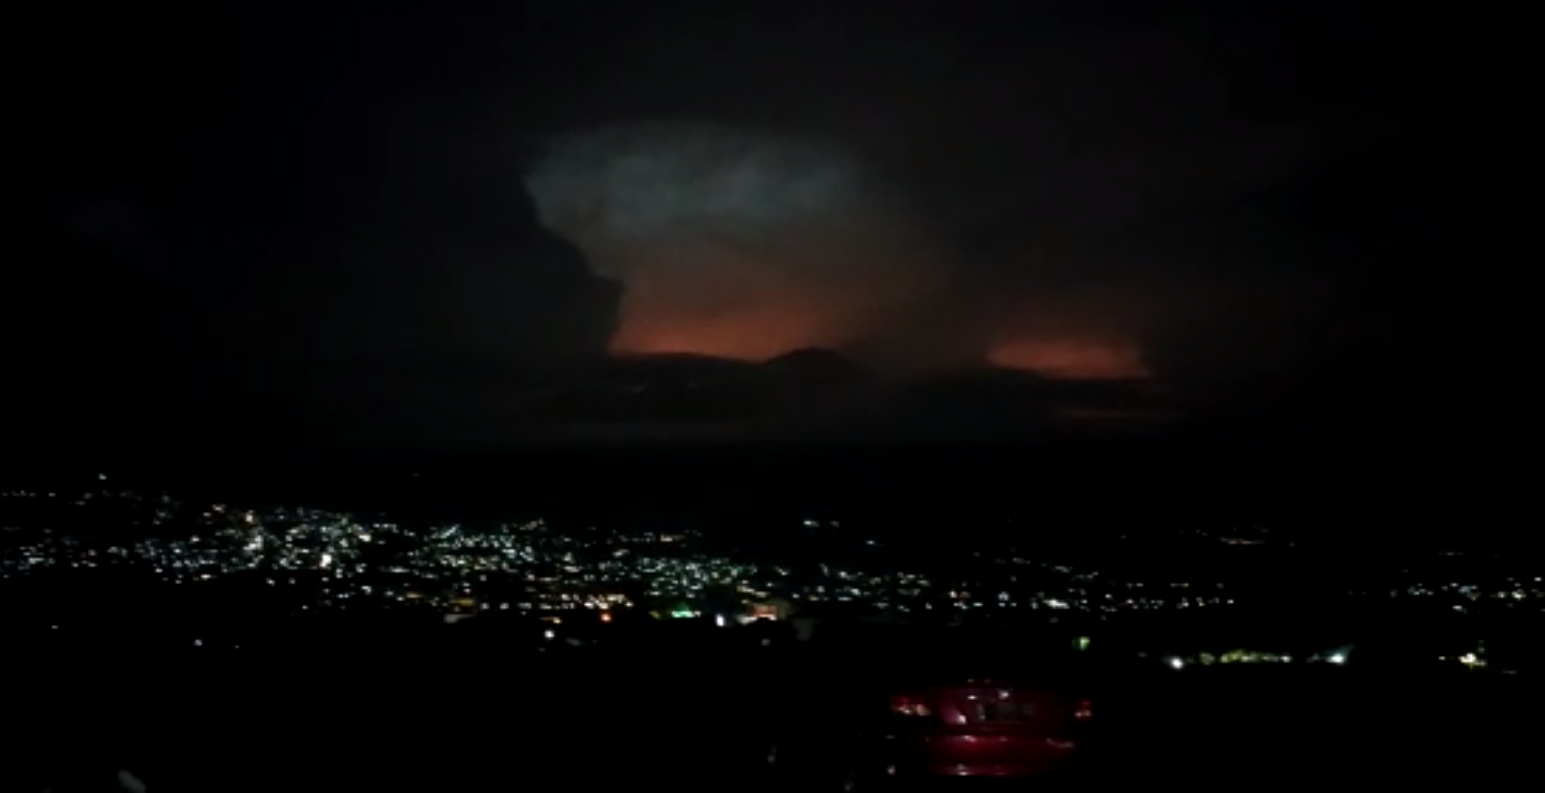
left=603, top=245, right=934, bottom=361
left=987, top=336, right=1150, bottom=380
left=606, top=258, right=856, bottom=359
left=610, top=307, right=840, bottom=359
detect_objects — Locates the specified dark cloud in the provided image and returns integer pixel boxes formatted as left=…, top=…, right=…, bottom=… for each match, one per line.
left=1138, top=132, right=1457, bottom=449
left=16, top=136, right=621, bottom=455
left=17, top=0, right=1486, bottom=460
left=511, top=2, right=1440, bottom=400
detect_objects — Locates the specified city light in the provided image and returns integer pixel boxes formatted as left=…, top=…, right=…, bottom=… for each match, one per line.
left=5, top=485, right=1542, bottom=636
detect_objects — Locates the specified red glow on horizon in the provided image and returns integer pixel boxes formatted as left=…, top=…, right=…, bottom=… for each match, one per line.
left=605, top=293, right=852, bottom=358
left=609, top=311, right=834, bottom=360
left=988, top=336, right=1150, bottom=380
left=605, top=249, right=919, bottom=361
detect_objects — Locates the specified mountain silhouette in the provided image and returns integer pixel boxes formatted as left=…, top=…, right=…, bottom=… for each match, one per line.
left=483, top=351, right=1176, bottom=446
left=761, top=348, right=870, bottom=385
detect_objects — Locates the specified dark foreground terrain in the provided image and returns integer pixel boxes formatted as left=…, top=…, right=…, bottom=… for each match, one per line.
left=12, top=631, right=1539, bottom=792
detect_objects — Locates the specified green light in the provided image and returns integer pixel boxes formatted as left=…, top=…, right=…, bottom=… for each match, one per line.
left=1075, top=636, right=1091, bottom=651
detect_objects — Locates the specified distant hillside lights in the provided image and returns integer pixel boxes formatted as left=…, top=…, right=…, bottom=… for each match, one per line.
left=5, top=485, right=1543, bottom=629
left=1439, top=642, right=1488, bottom=670
left=1169, top=649, right=1310, bottom=668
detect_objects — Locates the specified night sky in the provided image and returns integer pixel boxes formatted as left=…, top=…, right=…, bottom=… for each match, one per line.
left=16, top=1, right=1496, bottom=476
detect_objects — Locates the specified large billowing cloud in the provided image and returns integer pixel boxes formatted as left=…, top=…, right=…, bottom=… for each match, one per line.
left=526, top=122, right=1164, bottom=380
left=528, top=122, right=978, bottom=368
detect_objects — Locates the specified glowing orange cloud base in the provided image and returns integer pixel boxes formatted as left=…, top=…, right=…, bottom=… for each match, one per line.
left=608, top=298, right=858, bottom=361
left=603, top=247, right=926, bottom=361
